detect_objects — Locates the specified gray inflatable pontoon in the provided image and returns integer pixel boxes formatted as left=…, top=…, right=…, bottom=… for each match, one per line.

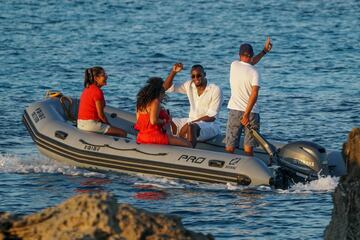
left=23, top=96, right=346, bottom=188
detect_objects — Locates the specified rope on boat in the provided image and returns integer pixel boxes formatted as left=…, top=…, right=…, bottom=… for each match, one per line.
left=79, top=139, right=168, bottom=156
left=44, top=90, right=77, bottom=124
left=45, top=90, right=63, bottom=98
left=60, top=96, right=77, bottom=124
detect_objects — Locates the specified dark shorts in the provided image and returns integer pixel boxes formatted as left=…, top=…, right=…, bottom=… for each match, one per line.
left=224, top=109, right=260, bottom=148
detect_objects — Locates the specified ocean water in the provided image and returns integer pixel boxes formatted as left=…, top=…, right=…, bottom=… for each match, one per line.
left=0, top=0, right=359, bottom=239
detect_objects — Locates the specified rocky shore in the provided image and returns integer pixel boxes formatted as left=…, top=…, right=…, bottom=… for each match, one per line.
left=0, top=192, right=213, bottom=240
left=325, top=128, right=360, bottom=240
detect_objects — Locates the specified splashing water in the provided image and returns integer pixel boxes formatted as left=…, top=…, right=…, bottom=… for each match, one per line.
left=277, top=175, right=339, bottom=194
left=0, top=153, right=105, bottom=178
left=0, top=153, right=340, bottom=194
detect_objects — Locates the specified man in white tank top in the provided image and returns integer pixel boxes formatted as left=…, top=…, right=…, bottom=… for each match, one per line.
left=224, top=38, right=272, bottom=156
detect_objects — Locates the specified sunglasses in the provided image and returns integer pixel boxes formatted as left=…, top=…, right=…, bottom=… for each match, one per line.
left=191, top=74, right=202, bottom=79
left=100, top=73, right=108, bottom=80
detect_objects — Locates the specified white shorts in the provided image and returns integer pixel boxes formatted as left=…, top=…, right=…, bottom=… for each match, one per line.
left=172, top=118, right=220, bottom=141
left=77, top=120, right=110, bottom=134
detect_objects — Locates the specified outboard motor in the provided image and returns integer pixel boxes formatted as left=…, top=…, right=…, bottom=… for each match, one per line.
left=277, top=141, right=328, bottom=182
left=249, top=128, right=329, bottom=188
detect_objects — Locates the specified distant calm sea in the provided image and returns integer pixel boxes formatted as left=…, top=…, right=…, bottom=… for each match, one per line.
left=0, top=1, right=359, bottom=239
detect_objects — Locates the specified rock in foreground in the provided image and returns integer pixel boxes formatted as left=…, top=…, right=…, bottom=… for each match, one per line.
left=324, top=128, right=360, bottom=240
left=0, top=192, right=213, bottom=240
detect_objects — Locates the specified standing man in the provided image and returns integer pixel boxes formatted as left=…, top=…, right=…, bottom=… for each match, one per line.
left=224, top=37, right=272, bottom=155
left=163, top=64, right=223, bottom=147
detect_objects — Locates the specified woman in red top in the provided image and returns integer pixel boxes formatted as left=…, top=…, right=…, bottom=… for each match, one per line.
left=77, top=67, right=127, bottom=137
left=134, top=76, right=192, bottom=147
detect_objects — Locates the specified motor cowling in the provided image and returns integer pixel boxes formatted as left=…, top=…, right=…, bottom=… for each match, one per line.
left=277, top=141, right=329, bottom=181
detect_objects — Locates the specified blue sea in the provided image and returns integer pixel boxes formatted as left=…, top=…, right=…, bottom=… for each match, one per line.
left=0, top=1, right=359, bottom=239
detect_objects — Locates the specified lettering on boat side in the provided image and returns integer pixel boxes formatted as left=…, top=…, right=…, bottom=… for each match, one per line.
left=178, top=155, right=206, bottom=164
left=225, top=157, right=241, bottom=169
left=31, top=108, right=46, bottom=123
left=84, top=145, right=100, bottom=152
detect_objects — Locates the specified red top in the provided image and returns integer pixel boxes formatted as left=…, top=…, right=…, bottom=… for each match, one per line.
left=78, top=84, right=105, bottom=121
left=134, top=109, right=169, bottom=145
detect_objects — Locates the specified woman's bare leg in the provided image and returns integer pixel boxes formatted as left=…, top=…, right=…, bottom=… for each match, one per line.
left=168, top=135, right=192, bottom=148
left=106, top=126, right=127, bottom=137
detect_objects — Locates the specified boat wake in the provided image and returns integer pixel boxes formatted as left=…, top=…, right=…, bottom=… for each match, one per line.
left=0, top=153, right=339, bottom=194
left=134, top=175, right=274, bottom=192
left=0, top=153, right=105, bottom=178
left=133, top=173, right=339, bottom=193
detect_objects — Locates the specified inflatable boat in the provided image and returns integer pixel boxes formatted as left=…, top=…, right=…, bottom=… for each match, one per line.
left=22, top=94, right=346, bottom=188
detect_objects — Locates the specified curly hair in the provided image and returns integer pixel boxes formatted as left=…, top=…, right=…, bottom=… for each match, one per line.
left=136, top=77, right=167, bottom=111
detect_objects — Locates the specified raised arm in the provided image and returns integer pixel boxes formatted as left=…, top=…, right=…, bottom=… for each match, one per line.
left=163, top=63, right=183, bottom=91
left=251, top=37, right=272, bottom=65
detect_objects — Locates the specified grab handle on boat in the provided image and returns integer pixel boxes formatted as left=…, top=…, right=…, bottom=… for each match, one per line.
left=55, top=130, right=68, bottom=140
left=208, top=160, right=225, bottom=168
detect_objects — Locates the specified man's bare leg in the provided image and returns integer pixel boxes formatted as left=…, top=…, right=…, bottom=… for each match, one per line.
left=170, top=121, right=177, bottom=135
left=179, top=124, right=188, bottom=138
left=187, top=123, right=198, bottom=148
left=225, top=146, right=235, bottom=153
left=243, top=145, right=254, bottom=156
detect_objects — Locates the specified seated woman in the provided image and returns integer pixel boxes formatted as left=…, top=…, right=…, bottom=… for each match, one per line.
left=77, top=66, right=127, bottom=137
left=135, top=77, right=192, bottom=147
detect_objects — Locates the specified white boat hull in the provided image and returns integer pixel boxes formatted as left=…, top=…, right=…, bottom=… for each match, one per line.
left=23, top=96, right=346, bottom=188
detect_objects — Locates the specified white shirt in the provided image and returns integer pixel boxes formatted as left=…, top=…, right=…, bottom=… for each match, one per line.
left=227, top=60, right=260, bottom=113
left=167, top=80, right=223, bottom=121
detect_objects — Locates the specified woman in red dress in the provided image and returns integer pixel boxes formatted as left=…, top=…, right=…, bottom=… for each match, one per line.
left=135, top=76, right=192, bottom=147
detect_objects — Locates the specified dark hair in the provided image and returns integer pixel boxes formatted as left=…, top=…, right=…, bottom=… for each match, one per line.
left=239, top=43, right=254, bottom=57
left=136, top=77, right=166, bottom=111
left=191, top=64, right=206, bottom=76
left=84, top=66, right=106, bottom=88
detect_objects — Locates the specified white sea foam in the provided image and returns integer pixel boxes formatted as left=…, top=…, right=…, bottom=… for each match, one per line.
left=133, top=173, right=339, bottom=194
left=133, top=174, right=186, bottom=189
left=0, top=153, right=105, bottom=178
left=224, top=182, right=274, bottom=192
left=133, top=174, right=245, bottom=191
left=278, top=175, right=339, bottom=194
left=133, top=175, right=274, bottom=192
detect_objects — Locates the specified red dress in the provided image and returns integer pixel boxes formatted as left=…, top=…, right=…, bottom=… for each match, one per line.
left=134, top=109, right=169, bottom=145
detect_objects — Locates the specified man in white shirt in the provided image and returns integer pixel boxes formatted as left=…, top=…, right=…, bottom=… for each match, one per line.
left=224, top=38, right=272, bottom=156
left=163, top=64, right=223, bottom=146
